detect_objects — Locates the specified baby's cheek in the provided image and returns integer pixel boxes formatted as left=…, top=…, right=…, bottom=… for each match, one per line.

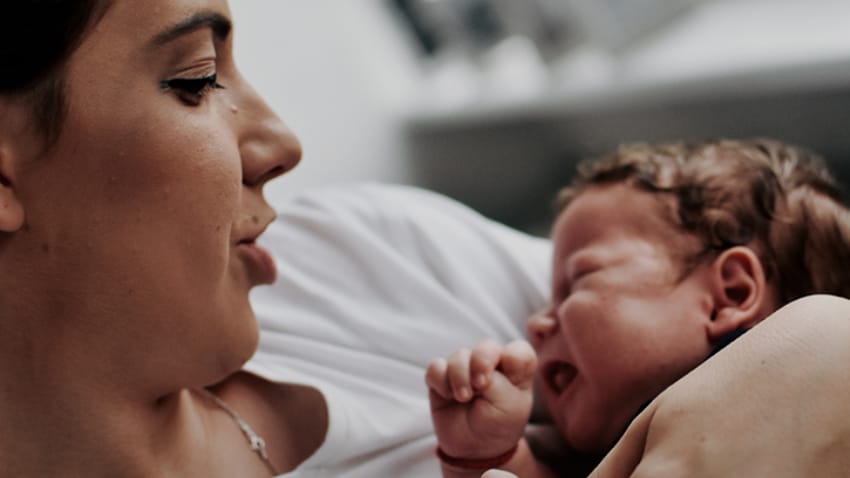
left=558, top=295, right=607, bottom=338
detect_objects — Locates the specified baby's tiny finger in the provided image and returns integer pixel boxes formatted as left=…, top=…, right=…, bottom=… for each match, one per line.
left=500, top=340, right=537, bottom=388
left=425, top=358, right=452, bottom=399
left=470, top=339, right=502, bottom=390
left=447, top=348, right=474, bottom=402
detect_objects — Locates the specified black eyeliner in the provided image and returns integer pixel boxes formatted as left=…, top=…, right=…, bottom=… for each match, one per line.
left=160, top=73, right=224, bottom=92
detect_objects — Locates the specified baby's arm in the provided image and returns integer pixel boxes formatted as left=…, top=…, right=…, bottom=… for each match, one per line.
left=425, top=339, right=557, bottom=478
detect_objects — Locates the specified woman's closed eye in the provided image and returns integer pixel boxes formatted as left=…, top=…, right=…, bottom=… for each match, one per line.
left=160, top=73, right=225, bottom=105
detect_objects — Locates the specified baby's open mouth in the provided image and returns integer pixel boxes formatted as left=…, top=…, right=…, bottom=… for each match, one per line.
left=543, top=361, right=577, bottom=395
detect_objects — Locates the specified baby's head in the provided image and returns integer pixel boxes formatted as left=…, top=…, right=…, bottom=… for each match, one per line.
left=529, top=138, right=850, bottom=454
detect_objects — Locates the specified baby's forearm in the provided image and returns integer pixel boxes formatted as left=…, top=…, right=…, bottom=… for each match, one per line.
left=439, top=439, right=558, bottom=478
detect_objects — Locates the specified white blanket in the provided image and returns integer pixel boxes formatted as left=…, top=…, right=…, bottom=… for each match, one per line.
left=246, top=183, right=551, bottom=477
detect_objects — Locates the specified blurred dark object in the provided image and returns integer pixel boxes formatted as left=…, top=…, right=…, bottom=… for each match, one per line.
left=388, top=0, right=506, bottom=59
left=388, top=0, right=443, bottom=56
left=387, top=0, right=699, bottom=64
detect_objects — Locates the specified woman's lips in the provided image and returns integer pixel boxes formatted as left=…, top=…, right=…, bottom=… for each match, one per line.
left=236, top=241, right=277, bottom=285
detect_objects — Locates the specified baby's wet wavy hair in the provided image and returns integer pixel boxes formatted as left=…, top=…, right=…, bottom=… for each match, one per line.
left=558, top=138, right=850, bottom=303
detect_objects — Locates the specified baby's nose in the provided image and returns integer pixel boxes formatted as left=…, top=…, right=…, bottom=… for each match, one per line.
left=527, top=313, right=558, bottom=348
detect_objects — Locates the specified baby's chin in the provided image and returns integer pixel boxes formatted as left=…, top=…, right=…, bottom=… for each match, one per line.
left=557, top=415, right=626, bottom=455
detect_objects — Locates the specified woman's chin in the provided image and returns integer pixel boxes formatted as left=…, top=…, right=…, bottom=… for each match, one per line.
left=211, top=313, right=260, bottom=379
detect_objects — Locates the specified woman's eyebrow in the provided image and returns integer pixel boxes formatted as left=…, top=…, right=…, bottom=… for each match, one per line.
left=151, top=11, right=232, bottom=46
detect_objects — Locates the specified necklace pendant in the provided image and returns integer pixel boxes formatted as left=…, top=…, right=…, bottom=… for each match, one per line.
left=193, top=388, right=278, bottom=475
left=250, top=435, right=270, bottom=460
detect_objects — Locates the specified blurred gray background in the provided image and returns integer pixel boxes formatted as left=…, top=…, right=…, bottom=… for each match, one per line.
left=232, top=0, right=850, bottom=234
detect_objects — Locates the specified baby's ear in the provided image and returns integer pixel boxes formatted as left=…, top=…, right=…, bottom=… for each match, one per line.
left=706, top=246, right=769, bottom=342
left=0, top=146, right=24, bottom=232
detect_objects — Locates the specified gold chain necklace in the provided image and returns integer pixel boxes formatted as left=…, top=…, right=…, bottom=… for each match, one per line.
left=193, top=388, right=279, bottom=476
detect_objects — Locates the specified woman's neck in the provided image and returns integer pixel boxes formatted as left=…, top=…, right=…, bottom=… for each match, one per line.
left=0, top=331, right=246, bottom=477
left=0, top=305, right=327, bottom=476
left=0, top=360, right=328, bottom=477
left=0, top=377, right=186, bottom=476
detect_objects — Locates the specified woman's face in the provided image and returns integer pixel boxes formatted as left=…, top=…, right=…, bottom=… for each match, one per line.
left=9, top=0, right=301, bottom=386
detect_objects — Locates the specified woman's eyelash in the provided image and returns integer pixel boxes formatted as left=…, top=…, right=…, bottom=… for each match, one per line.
left=160, top=73, right=225, bottom=98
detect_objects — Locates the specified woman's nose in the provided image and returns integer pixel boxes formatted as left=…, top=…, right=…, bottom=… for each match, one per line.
left=238, top=91, right=302, bottom=188
left=527, top=310, right=559, bottom=349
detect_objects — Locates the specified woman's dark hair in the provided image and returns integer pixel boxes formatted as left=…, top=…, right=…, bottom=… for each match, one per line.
left=1, top=1, right=106, bottom=143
